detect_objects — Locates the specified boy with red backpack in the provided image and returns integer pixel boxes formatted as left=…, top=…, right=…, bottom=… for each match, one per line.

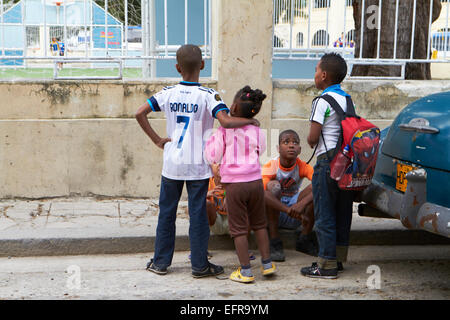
left=301, top=53, right=380, bottom=279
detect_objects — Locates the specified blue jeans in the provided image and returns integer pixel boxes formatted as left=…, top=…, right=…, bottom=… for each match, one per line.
left=278, top=192, right=302, bottom=230
left=152, top=176, right=210, bottom=271
left=312, top=158, right=353, bottom=261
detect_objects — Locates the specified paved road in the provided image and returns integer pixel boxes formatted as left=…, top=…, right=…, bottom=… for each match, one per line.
left=1, top=246, right=449, bottom=300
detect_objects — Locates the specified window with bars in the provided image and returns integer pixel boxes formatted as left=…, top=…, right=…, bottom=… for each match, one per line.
left=346, top=29, right=355, bottom=42
left=26, top=26, right=40, bottom=48
left=296, top=32, right=304, bottom=47
left=49, top=26, right=64, bottom=42
left=312, top=29, right=329, bottom=46
left=49, top=27, right=91, bottom=49
left=274, top=35, right=284, bottom=48
left=314, top=0, right=330, bottom=9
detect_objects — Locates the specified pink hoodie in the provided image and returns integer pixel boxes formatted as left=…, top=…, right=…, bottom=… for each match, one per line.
left=204, top=125, right=266, bottom=183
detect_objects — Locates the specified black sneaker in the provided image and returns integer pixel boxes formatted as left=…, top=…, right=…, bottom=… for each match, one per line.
left=311, top=261, right=344, bottom=273
left=192, top=262, right=224, bottom=278
left=295, top=232, right=319, bottom=257
left=309, top=261, right=344, bottom=273
left=310, top=262, right=343, bottom=273
left=270, top=238, right=285, bottom=262
left=300, top=262, right=338, bottom=279
left=146, top=259, right=168, bottom=275
left=337, top=262, right=344, bottom=273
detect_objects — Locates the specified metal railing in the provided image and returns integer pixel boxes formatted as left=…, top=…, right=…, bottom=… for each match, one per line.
left=273, top=0, right=450, bottom=79
left=0, top=0, right=212, bottom=79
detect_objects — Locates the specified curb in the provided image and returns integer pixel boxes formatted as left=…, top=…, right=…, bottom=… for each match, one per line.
left=1, top=229, right=450, bottom=257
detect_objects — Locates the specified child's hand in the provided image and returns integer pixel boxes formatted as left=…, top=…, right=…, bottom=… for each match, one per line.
left=288, top=201, right=306, bottom=220
left=156, top=137, right=171, bottom=149
left=288, top=208, right=302, bottom=220
left=212, top=185, right=223, bottom=195
left=250, top=118, right=260, bottom=127
left=207, top=185, right=223, bottom=198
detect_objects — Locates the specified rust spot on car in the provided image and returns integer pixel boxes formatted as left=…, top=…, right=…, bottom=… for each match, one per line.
left=401, top=216, right=414, bottom=229
left=413, top=196, right=420, bottom=206
left=419, top=214, right=438, bottom=232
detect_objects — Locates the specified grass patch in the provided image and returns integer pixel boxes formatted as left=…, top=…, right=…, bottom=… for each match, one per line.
left=0, top=68, right=144, bottom=79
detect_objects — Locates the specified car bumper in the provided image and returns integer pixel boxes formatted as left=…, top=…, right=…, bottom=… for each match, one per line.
left=361, top=168, right=450, bottom=238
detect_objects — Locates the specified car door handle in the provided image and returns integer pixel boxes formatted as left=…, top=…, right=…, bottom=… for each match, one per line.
left=399, top=118, right=440, bottom=134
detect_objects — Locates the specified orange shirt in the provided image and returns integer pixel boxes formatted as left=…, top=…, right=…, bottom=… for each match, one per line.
left=207, top=177, right=227, bottom=215
left=262, top=158, right=313, bottom=197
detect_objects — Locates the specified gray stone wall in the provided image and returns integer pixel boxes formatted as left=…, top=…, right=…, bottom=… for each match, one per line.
left=0, top=79, right=448, bottom=198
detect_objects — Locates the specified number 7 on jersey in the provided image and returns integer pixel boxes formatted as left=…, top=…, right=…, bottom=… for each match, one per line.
left=176, top=116, right=190, bottom=149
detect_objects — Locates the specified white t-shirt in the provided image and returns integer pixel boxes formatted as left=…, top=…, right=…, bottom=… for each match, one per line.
left=148, top=81, right=229, bottom=180
left=309, top=91, right=349, bottom=156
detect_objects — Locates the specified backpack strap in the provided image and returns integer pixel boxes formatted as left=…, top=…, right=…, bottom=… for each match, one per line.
left=345, top=96, right=358, bottom=117
left=309, top=94, right=357, bottom=163
left=320, top=94, right=346, bottom=119
left=316, top=94, right=355, bottom=161
left=320, top=94, right=358, bottom=118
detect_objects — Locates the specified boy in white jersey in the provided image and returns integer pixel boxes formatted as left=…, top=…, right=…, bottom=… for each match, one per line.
left=135, top=44, right=259, bottom=278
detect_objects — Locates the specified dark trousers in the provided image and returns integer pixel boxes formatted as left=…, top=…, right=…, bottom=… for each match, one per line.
left=152, top=176, right=210, bottom=271
left=312, top=158, right=354, bottom=262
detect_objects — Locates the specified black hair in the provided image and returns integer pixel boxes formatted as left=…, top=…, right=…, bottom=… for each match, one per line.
left=176, top=44, right=203, bottom=73
left=234, top=85, right=266, bottom=119
left=319, top=52, right=347, bottom=84
left=279, top=129, right=300, bottom=144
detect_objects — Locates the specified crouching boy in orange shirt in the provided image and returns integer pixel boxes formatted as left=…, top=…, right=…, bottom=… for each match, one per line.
left=262, top=129, right=318, bottom=262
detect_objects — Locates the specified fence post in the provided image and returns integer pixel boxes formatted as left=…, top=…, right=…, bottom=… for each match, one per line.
left=141, top=0, right=154, bottom=78
left=149, top=0, right=156, bottom=78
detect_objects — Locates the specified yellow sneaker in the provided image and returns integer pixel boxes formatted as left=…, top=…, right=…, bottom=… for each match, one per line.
left=229, top=267, right=255, bottom=283
left=261, top=262, right=276, bottom=276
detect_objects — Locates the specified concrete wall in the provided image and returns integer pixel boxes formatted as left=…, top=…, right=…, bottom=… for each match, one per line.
left=0, top=80, right=195, bottom=198
left=273, top=79, right=450, bottom=120
left=1, top=79, right=449, bottom=199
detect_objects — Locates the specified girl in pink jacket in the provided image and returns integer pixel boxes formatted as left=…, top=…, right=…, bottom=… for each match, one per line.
left=205, top=86, right=276, bottom=283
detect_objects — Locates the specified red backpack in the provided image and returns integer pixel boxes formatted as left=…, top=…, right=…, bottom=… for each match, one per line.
left=319, top=94, right=381, bottom=191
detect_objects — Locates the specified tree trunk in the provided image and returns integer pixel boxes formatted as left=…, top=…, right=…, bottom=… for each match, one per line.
left=351, top=0, right=441, bottom=79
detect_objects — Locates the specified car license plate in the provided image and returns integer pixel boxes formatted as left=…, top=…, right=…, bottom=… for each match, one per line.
left=396, top=163, right=414, bottom=192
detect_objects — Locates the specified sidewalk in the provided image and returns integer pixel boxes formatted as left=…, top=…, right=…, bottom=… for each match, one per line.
left=1, top=197, right=449, bottom=257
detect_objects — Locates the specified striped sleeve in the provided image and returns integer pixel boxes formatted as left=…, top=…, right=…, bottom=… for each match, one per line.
left=147, top=89, right=168, bottom=112
left=147, top=96, right=161, bottom=112
left=212, top=104, right=229, bottom=118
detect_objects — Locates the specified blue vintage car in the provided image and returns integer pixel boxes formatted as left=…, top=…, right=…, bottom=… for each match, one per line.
left=359, top=91, right=450, bottom=238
